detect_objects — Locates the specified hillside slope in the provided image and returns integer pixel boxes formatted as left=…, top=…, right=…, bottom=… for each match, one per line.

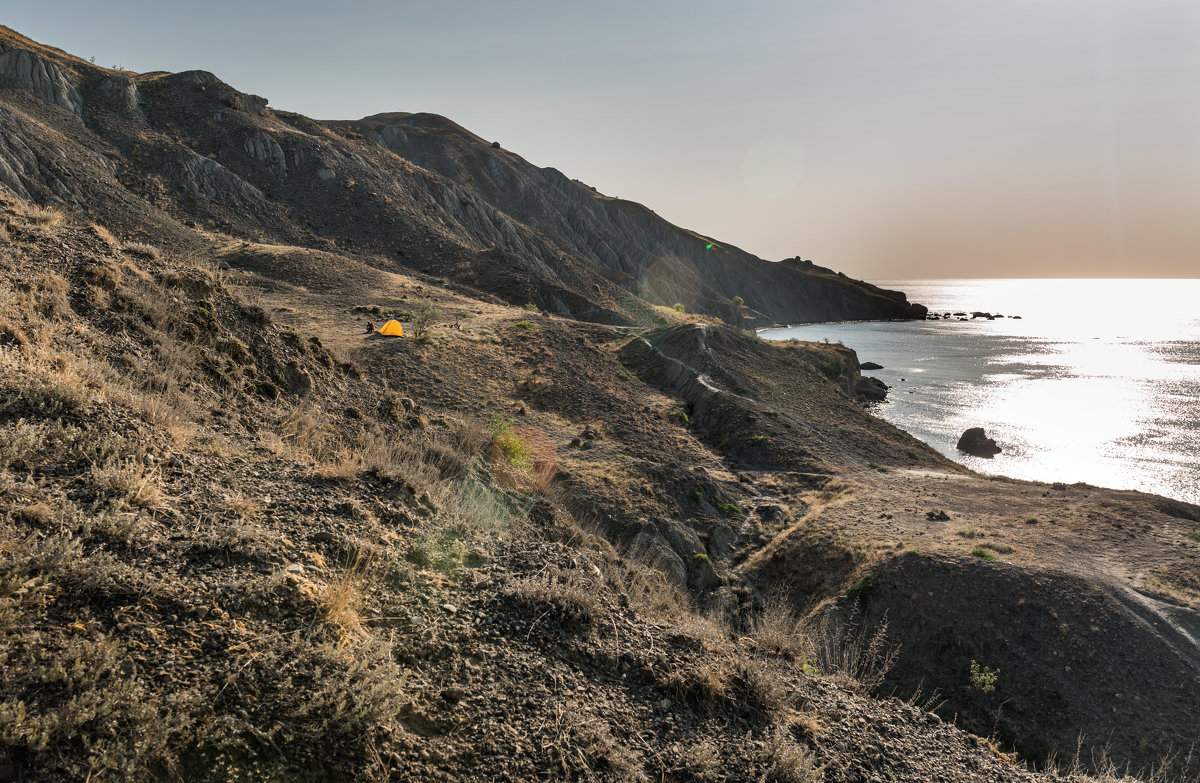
left=0, top=25, right=923, bottom=326
left=1, top=26, right=1197, bottom=783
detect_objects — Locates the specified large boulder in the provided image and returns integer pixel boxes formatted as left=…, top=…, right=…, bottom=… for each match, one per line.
left=956, top=427, right=1001, bottom=457
left=854, top=376, right=889, bottom=401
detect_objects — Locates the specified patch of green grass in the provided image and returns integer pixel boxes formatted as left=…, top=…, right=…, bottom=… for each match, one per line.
left=616, top=366, right=633, bottom=381
left=745, top=434, right=770, bottom=446
left=1184, top=531, right=1200, bottom=543
left=846, top=572, right=881, bottom=601
left=672, top=303, right=686, bottom=313
left=867, top=463, right=892, bottom=474
left=523, top=302, right=540, bottom=312
left=692, top=490, right=704, bottom=504
left=669, top=410, right=690, bottom=425
left=693, top=552, right=710, bottom=564
left=905, top=449, right=919, bottom=460
left=971, top=547, right=997, bottom=562
left=513, top=320, right=538, bottom=331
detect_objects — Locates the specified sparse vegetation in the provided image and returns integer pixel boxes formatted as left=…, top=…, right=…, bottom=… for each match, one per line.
left=513, top=319, right=538, bottom=331
left=968, top=659, right=998, bottom=694
left=972, top=547, right=998, bottom=561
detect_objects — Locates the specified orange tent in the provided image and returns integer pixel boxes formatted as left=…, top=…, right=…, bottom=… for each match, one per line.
left=378, top=320, right=404, bottom=337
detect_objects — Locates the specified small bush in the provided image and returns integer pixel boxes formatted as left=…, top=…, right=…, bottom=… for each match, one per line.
left=971, top=547, right=997, bottom=561
left=489, top=414, right=534, bottom=476
left=672, top=303, right=685, bottom=313
left=523, top=302, right=539, bottom=312
left=513, top=320, right=538, bottom=331
left=968, top=659, right=998, bottom=694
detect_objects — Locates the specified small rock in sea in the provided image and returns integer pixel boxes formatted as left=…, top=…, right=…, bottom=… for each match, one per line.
left=861, top=361, right=884, bottom=370
left=956, top=427, right=1001, bottom=458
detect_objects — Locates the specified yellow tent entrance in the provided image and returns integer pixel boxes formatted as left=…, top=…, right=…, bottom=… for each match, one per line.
left=378, top=320, right=404, bottom=337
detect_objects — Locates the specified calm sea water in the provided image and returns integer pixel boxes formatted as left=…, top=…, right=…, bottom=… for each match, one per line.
left=762, top=279, right=1200, bottom=505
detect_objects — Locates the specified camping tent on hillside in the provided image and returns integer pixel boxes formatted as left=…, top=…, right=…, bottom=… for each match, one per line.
left=378, top=320, right=404, bottom=337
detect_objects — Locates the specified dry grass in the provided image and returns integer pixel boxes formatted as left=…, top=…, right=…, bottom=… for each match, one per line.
left=321, top=553, right=375, bottom=647
left=659, top=661, right=731, bottom=706
left=88, top=457, right=166, bottom=509
left=506, top=565, right=602, bottom=625
left=121, top=240, right=161, bottom=260
left=752, top=596, right=814, bottom=661
left=761, top=727, right=823, bottom=783
left=222, top=494, right=263, bottom=523
left=26, top=203, right=65, bottom=231
left=88, top=222, right=119, bottom=248
left=809, top=610, right=899, bottom=694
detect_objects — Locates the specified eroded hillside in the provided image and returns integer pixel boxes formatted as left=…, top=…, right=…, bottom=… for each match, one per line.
left=1, top=25, right=1198, bottom=783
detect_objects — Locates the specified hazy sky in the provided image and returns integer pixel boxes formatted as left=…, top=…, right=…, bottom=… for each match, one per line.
left=8, top=1, right=1200, bottom=278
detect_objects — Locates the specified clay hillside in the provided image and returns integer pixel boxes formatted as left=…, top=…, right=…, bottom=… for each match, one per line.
left=1, top=26, right=1198, bottom=783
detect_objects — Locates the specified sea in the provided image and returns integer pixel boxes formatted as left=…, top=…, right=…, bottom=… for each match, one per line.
left=760, top=279, right=1200, bottom=506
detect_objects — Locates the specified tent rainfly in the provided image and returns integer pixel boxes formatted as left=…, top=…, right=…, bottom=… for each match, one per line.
left=378, top=320, right=404, bottom=337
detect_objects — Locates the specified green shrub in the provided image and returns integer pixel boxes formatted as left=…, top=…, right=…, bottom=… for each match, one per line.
left=513, top=320, right=537, bottom=331
left=523, top=302, right=539, bottom=312
left=672, top=303, right=685, bottom=313
left=717, top=502, right=744, bottom=520
left=971, top=548, right=997, bottom=562
left=968, top=660, right=998, bottom=694
left=820, top=355, right=844, bottom=379
left=490, top=414, right=534, bottom=476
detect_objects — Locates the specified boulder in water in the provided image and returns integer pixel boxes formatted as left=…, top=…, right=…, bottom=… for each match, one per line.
left=861, top=361, right=884, bottom=370
left=956, top=427, right=1001, bottom=458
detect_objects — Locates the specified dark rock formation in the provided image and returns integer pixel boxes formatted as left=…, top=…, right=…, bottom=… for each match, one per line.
left=956, top=427, right=1001, bottom=457
left=860, top=361, right=883, bottom=370
left=854, top=375, right=889, bottom=401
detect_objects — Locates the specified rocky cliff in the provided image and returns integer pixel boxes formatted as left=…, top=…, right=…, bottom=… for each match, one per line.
left=0, top=25, right=923, bottom=325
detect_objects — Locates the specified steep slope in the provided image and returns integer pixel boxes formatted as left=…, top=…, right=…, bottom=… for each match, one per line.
left=0, top=24, right=923, bottom=326
left=344, top=111, right=925, bottom=324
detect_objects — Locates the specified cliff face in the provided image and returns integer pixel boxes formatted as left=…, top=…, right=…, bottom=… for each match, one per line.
left=0, top=25, right=923, bottom=325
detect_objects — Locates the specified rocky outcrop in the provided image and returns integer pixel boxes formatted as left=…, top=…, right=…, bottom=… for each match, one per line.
left=0, top=44, right=82, bottom=116
left=956, top=427, right=1001, bottom=457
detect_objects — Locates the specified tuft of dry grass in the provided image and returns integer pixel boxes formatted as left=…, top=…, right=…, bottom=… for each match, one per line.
left=121, top=241, right=161, bottom=260
left=89, top=223, right=119, bottom=247
left=88, top=457, right=166, bottom=509
left=761, top=727, right=823, bottom=783
left=0, top=317, right=31, bottom=354
left=659, top=660, right=731, bottom=707
left=505, top=565, right=602, bottom=625
left=321, top=553, right=375, bottom=647
left=752, top=596, right=814, bottom=661
left=27, top=203, right=65, bottom=231
left=809, top=610, right=899, bottom=694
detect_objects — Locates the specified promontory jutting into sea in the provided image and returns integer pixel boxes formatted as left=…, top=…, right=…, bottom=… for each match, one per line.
left=764, top=278, right=1200, bottom=505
